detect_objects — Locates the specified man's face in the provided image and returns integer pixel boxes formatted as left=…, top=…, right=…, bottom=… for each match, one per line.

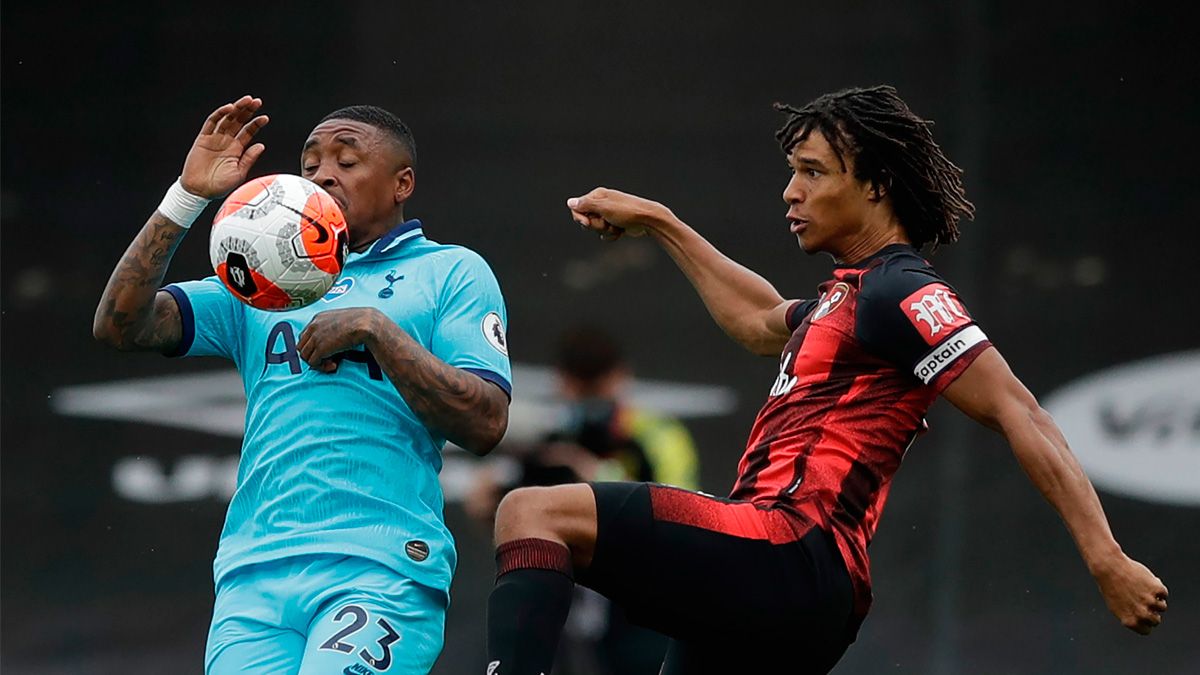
left=781, top=129, right=876, bottom=256
left=300, top=120, right=412, bottom=235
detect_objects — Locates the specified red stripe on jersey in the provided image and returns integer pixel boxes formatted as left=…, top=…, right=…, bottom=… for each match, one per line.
left=649, top=485, right=814, bottom=544
left=731, top=316, right=818, bottom=497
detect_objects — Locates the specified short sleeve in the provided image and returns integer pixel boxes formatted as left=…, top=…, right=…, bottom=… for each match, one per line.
left=856, top=261, right=992, bottom=393
left=785, top=298, right=820, bottom=332
left=162, top=276, right=243, bottom=362
left=431, top=251, right=513, bottom=399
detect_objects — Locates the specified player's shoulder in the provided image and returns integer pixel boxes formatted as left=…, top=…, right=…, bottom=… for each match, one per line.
left=853, top=244, right=982, bottom=364
left=411, top=237, right=495, bottom=271
left=409, top=239, right=505, bottom=303
left=857, top=245, right=954, bottom=308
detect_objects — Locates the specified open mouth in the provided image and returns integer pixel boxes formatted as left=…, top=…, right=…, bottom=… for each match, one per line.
left=789, top=218, right=808, bottom=234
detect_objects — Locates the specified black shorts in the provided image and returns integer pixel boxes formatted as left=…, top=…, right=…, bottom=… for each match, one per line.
left=579, top=482, right=857, bottom=675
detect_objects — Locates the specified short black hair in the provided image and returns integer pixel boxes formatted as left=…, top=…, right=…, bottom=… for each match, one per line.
left=319, top=105, right=417, bottom=167
left=774, top=85, right=974, bottom=249
left=556, top=325, right=625, bottom=382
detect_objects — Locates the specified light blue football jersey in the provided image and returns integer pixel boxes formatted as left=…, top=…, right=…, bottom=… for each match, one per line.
left=164, top=219, right=511, bottom=598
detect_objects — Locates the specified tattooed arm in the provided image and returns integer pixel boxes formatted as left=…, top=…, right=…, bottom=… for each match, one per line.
left=92, top=214, right=187, bottom=352
left=93, top=95, right=270, bottom=352
left=297, top=308, right=510, bottom=456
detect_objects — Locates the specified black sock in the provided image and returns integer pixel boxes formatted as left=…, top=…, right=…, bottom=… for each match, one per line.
left=486, top=538, right=575, bottom=675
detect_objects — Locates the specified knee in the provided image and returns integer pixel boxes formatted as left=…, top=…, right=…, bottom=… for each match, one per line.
left=494, top=486, right=555, bottom=531
left=493, top=484, right=595, bottom=550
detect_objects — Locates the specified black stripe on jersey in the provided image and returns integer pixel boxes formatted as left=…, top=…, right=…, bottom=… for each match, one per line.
left=731, top=432, right=780, bottom=499
left=825, top=384, right=916, bottom=530
left=833, top=460, right=879, bottom=529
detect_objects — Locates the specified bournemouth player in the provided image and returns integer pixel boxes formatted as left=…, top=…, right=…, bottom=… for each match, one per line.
left=93, top=96, right=512, bottom=674
left=484, top=86, right=1167, bottom=674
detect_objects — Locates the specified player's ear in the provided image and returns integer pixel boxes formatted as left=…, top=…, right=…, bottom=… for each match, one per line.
left=394, top=166, right=415, bottom=204
left=868, top=172, right=890, bottom=202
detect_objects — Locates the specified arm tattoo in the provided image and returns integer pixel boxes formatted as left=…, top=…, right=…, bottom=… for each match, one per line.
left=93, top=212, right=186, bottom=352
left=368, top=321, right=509, bottom=455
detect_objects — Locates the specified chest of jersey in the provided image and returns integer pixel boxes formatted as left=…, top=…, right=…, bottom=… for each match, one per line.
left=771, top=278, right=873, bottom=398
left=244, top=257, right=437, bottom=387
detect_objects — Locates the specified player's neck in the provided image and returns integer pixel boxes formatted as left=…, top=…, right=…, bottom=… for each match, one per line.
left=348, top=212, right=407, bottom=253
left=833, top=221, right=910, bottom=266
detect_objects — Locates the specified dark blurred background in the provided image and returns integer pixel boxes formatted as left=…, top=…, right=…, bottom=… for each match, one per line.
left=3, top=1, right=1198, bottom=673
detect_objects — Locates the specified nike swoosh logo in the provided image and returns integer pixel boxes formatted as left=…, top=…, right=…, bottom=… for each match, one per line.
left=281, top=204, right=330, bottom=243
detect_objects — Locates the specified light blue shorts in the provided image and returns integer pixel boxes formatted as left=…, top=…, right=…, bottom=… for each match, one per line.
left=205, top=554, right=447, bottom=675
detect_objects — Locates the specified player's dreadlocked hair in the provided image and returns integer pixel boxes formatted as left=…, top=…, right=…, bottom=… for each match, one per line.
left=320, top=105, right=417, bottom=168
left=774, top=85, right=974, bottom=249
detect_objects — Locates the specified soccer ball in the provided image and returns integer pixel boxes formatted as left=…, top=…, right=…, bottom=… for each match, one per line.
left=209, top=174, right=349, bottom=311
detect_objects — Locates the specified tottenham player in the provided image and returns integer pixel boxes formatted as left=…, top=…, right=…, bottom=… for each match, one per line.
left=94, top=96, right=512, bottom=674
left=484, top=86, right=1167, bottom=675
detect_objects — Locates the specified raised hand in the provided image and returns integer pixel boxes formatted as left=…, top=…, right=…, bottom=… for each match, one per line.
left=180, top=95, right=270, bottom=199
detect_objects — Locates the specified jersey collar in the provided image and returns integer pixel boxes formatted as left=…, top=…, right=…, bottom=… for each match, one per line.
left=349, top=219, right=425, bottom=263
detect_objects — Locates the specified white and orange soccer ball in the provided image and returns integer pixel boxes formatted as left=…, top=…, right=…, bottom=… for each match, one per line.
left=209, top=174, right=349, bottom=311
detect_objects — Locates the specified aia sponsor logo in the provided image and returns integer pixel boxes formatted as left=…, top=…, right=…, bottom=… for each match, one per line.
left=902, top=283, right=971, bottom=344
left=811, top=282, right=851, bottom=321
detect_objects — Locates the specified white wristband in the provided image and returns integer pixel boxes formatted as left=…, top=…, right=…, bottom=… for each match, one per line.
left=156, top=178, right=211, bottom=229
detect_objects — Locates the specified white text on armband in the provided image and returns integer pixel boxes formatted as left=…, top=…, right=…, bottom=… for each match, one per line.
left=914, top=325, right=988, bottom=384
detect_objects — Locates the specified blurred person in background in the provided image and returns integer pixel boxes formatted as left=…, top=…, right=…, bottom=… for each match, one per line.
left=483, top=86, right=1169, bottom=675
left=467, top=325, right=698, bottom=675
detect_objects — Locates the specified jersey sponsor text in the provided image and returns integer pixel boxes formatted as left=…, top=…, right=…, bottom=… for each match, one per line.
left=902, top=283, right=971, bottom=344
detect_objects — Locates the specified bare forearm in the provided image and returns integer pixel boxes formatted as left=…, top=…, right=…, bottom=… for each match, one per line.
left=367, top=322, right=508, bottom=455
left=646, top=207, right=788, bottom=353
left=1003, top=406, right=1121, bottom=571
left=93, top=212, right=185, bottom=351
left=946, top=353, right=1167, bottom=633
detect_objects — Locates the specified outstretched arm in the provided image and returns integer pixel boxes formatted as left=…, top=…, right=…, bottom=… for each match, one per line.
left=567, top=188, right=795, bottom=356
left=942, top=348, right=1169, bottom=635
left=296, top=308, right=510, bottom=456
left=93, top=95, right=269, bottom=353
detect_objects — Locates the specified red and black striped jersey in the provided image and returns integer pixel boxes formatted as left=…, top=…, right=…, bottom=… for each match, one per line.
left=729, top=243, right=992, bottom=617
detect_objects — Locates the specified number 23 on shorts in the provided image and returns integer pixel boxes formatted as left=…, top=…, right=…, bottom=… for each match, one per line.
left=318, top=604, right=401, bottom=672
